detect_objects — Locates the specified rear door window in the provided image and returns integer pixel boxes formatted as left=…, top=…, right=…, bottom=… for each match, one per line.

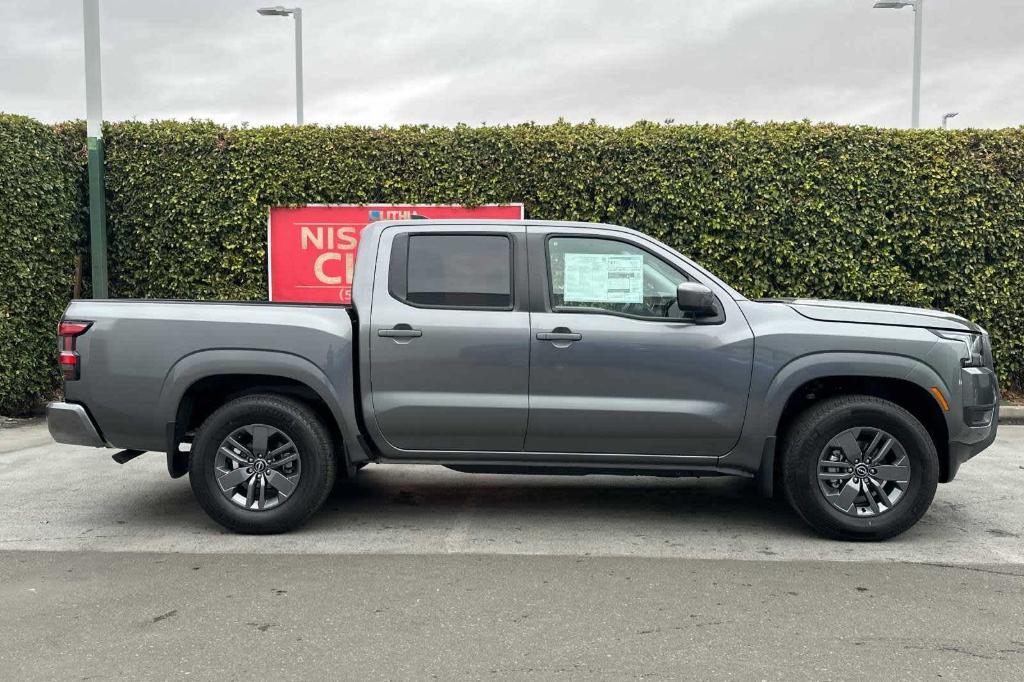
left=404, top=234, right=513, bottom=308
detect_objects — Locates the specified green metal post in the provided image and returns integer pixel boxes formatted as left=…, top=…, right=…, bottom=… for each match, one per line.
left=84, top=0, right=108, bottom=298
left=86, top=136, right=108, bottom=298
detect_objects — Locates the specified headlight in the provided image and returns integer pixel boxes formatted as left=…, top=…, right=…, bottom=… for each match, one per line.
left=930, top=329, right=984, bottom=367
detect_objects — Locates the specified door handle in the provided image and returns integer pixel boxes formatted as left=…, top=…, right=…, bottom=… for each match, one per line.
left=537, top=329, right=582, bottom=342
left=378, top=325, right=423, bottom=338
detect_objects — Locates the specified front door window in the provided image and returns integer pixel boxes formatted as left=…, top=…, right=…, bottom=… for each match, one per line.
left=547, top=237, right=690, bottom=320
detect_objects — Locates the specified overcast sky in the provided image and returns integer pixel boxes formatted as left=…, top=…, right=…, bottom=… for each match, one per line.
left=1, top=0, right=1021, bottom=129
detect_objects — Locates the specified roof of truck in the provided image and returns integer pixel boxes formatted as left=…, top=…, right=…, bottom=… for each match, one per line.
left=359, top=219, right=745, bottom=301
left=370, top=218, right=636, bottom=229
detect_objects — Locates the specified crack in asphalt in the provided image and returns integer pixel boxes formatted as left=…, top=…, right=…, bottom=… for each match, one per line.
left=915, top=561, right=1024, bottom=578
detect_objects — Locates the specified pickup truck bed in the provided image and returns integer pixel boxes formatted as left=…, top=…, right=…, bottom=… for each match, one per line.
left=52, top=300, right=359, bottom=460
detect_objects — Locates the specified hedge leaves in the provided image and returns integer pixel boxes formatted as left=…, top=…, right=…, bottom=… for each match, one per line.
left=0, top=115, right=82, bottom=413
left=1, top=117, right=1022, bottom=411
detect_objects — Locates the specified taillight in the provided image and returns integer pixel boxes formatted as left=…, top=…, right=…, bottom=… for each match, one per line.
left=59, top=322, right=91, bottom=338
left=58, top=351, right=79, bottom=380
left=57, top=320, right=92, bottom=380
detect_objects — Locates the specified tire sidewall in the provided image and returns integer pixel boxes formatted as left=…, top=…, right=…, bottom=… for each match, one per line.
left=190, top=396, right=333, bottom=533
left=786, top=400, right=939, bottom=540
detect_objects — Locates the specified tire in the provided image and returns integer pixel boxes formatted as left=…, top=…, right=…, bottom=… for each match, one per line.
left=780, top=395, right=939, bottom=541
left=189, top=394, right=337, bottom=534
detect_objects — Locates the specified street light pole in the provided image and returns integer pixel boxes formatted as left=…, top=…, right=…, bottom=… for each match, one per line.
left=911, top=0, right=923, bottom=129
left=258, top=6, right=304, bottom=125
left=873, top=0, right=924, bottom=129
left=942, top=112, right=959, bottom=129
left=294, top=8, right=303, bottom=125
left=83, top=0, right=108, bottom=297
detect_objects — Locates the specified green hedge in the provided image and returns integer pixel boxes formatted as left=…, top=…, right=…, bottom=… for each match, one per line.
left=0, top=115, right=83, bottom=413
left=3, top=118, right=1024, bottom=411
left=100, top=120, right=1024, bottom=391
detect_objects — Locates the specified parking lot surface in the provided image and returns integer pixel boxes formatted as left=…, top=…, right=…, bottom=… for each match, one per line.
left=2, top=422, right=1022, bottom=563
left=1, top=421, right=1022, bottom=680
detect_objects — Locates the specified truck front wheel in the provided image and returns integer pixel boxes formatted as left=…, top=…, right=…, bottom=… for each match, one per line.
left=189, top=394, right=336, bottom=534
left=781, top=395, right=939, bottom=541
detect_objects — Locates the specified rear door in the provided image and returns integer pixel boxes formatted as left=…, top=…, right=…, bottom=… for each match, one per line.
left=368, top=224, right=530, bottom=452
left=525, top=225, right=754, bottom=456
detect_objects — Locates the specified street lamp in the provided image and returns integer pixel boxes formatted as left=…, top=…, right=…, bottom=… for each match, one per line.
left=873, top=0, right=923, bottom=129
left=942, top=112, right=958, bottom=129
left=258, top=6, right=304, bottom=125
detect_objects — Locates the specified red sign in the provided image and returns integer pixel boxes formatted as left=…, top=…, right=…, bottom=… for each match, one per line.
left=268, top=203, right=525, bottom=304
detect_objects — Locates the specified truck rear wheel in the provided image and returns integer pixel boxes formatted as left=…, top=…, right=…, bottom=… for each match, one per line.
left=189, top=394, right=336, bottom=534
left=780, top=395, right=939, bottom=541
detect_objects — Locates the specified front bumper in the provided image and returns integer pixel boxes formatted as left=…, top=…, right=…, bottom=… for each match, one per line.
left=46, top=402, right=107, bottom=448
left=948, top=423, right=998, bottom=481
left=945, top=366, right=999, bottom=481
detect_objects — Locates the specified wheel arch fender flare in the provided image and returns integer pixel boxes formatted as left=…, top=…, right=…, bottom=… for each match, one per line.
left=757, top=350, right=946, bottom=436
left=757, top=351, right=951, bottom=436
left=158, top=349, right=361, bottom=476
left=745, top=351, right=950, bottom=496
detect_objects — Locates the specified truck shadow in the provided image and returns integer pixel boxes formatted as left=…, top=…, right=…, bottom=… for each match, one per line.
left=310, top=464, right=804, bottom=535
left=95, top=465, right=811, bottom=543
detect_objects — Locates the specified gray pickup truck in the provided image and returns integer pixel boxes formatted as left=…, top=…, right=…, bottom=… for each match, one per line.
left=47, top=219, right=999, bottom=539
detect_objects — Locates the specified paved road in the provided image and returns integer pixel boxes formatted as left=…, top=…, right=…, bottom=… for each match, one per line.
left=1, top=422, right=1022, bottom=679
left=1, top=551, right=1022, bottom=680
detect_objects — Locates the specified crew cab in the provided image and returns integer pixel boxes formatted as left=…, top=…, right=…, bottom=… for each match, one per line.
left=46, top=220, right=1000, bottom=539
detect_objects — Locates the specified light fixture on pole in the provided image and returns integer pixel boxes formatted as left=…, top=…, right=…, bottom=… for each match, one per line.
left=941, top=112, right=958, bottom=129
left=83, top=0, right=108, bottom=297
left=257, top=6, right=304, bottom=125
left=873, top=0, right=923, bottom=129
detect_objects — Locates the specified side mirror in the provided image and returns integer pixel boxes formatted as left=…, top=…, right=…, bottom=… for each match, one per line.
left=676, top=282, right=717, bottom=317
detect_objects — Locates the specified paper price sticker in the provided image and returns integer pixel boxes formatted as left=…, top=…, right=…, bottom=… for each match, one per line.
left=563, top=253, right=643, bottom=303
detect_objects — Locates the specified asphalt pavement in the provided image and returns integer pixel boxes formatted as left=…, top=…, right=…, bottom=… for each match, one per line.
left=1, top=421, right=1022, bottom=680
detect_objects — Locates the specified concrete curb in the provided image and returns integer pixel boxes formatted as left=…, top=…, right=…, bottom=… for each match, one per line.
left=1000, top=405, right=1024, bottom=425
left=0, top=415, right=45, bottom=430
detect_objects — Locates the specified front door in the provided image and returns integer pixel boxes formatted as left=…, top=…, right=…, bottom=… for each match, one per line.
left=369, top=224, right=530, bottom=452
left=525, top=227, right=754, bottom=456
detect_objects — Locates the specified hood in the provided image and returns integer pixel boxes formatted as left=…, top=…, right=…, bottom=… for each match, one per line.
left=758, top=298, right=981, bottom=333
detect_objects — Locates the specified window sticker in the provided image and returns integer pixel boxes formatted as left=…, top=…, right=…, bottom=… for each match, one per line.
left=563, top=253, right=643, bottom=303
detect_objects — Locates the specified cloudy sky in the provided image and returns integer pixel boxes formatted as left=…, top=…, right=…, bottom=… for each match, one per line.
left=1, top=0, right=1021, bottom=129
